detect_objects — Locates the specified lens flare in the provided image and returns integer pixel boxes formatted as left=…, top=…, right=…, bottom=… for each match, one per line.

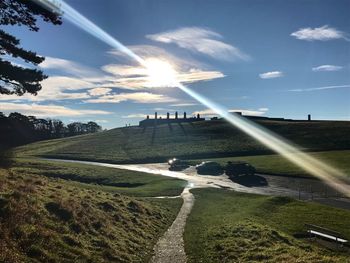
left=33, top=0, right=349, bottom=196
left=144, top=58, right=178, bottom=87
left=177, top=83, right=350, bottom=195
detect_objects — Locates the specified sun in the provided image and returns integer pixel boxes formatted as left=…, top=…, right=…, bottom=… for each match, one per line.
left=144, top=58, right=178, bottom=88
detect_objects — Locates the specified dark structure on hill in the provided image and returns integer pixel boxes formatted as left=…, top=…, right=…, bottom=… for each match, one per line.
left=139, top=112, right=205, bottom=127
left=211, top=112, right=314, bottom=122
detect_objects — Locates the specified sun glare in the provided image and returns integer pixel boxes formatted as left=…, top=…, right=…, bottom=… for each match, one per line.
left=144, top=58, right=178, bottom=88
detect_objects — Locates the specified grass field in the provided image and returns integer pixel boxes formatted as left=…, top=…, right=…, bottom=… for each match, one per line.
left=0, top=159, right=184, bottom=262
left=184, top=188, right=350, bottom=263
left=190, top=150, right=350, bottom=178
left=14, top=119, right=350, bottom=164
left=12, top=158, right=186, bottom=197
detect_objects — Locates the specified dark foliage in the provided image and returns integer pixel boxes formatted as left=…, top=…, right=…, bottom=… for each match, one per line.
left=0, top=0, right=62, bottom=95
left=0, top=0, right=62, bottom=31
left=0, top=149, right=13, bottom=168
left=0, top=112, right=102, bottom=148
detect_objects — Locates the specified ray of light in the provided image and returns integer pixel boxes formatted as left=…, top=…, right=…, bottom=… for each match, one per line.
left=35, top=0, right=145, bottom=66
left=32, top=0, right=350, bottom=196
left=177, top=83, right=350, bottom=195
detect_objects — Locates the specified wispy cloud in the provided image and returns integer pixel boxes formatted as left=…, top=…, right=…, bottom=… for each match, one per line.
left=288, top=84, right=350, bottom=92
left=0, top=103, right=111, bottom=117
left=259, top=71, right=284, bottom=79
left=107, top=45, right=225, bottom=88
left=192, top=108, right=268, bottom=117
left=123, top=113, right=172, bottom=119
left=0, top=76, right=94, bottom=102
left=40, top=56, right=101, bottom=77
left=291, top=25, right=349, bottom=41
left=88, top=87, right=112, bottom=96
left=170, top=102, right=198, bottom=107
left=84, top=92, right=177, bottom=104
left=312, top=65, right=343, bottom=72
left=2, top=50, right=224, bottom=104
left=122, top=114, right=148, bottom=119
left=95, top=119, right=109, bottom=123
left=146, top=27, right=250, bottom=61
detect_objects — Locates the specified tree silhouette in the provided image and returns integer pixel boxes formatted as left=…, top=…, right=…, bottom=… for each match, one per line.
left=0, top=112, right=102, bottom=148
left=0, top=0, right=62, bottom=95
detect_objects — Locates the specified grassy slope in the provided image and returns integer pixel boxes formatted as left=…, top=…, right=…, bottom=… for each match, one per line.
left=0, top=159, right=184, bottom=263
left=190, top=150, right=350, bottom=178
left=185, top=189, right=350, bottom=263
left=14, top=158, right=186, bottom=197
left=14, top=119, right=350, bottom=163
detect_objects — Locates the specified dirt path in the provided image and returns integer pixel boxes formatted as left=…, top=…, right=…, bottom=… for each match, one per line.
left=150, top=187, right=194, bottom=263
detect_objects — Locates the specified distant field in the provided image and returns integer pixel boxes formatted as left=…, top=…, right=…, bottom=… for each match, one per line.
left=185, top=189, right=350, bottom=263
left=14, top=119, right=350, bottom=164
left=190, top=150, right=350, bottom=178
left=0, top=159, right=183, bottom=262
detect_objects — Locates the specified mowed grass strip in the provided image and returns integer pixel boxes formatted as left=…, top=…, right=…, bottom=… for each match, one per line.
left=13, top=158, right=186, bottom=197
left=14, top=120, right=350, bottom=164
left=0, top=160, right=183, bottom=262
left=190, top=150, right=350, bottom=178
left=184, top=188, right=350, bottom=263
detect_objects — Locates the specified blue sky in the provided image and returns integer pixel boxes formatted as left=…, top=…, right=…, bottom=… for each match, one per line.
left=1, top=0, right=350, bottom=129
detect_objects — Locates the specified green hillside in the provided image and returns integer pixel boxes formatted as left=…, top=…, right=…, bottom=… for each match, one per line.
left=0, top=159, right=184, bottom=262
left=15, top=119, right=350, bottom=164
left=185, top=189, right=350, bottom=263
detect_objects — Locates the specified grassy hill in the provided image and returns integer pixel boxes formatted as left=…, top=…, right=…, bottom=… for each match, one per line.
left=15, top=119, right=350, bottom=164
left=185, top=189, right=350, bottom=262
left=0, top=159, right=184, bottom=262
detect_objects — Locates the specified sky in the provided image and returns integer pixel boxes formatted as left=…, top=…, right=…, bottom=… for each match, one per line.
left=1, top=0, right=350, bottom=129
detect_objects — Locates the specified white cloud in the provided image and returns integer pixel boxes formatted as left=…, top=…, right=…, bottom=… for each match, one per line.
left=291, top=25, right=349, bottom=41
left=84, top=92, right=177, bottom=104
left=106, top=45, right=225, bottom=88
left=95, top=119, right=109, bottom=123
left=192, top=108, right=268, bottom=118
left=146, top=27, right=250, bottom=61
left=88, top=87, right=112, bottom=96
left=1, top=51, right=224, bottom=105
left=228, top=109, right=268, bottom=116
left=258, top=107, right=269, bottom=112
left=170, top=103, right=198, bottom=107
left=122, top=114, right=147, bottom=119
left=40, top=57, right=101, bottom=78
left=312, top=65, right=343, bottom=72
left=0, top=76, right=93, bottom=102
left=0, top=103, right=111, bottom=117
left=123, top=113, right=173, bottom=119
left=289, top=84, right=350, bottom=92
left=259, top=71, right=284, bottom=79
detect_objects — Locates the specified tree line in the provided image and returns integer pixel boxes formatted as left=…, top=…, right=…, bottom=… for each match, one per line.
left=0, top=112, right=102, bottom=150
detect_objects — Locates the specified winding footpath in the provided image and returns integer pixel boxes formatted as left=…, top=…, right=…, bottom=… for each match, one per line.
left=150, top=187, right=194, bottom=263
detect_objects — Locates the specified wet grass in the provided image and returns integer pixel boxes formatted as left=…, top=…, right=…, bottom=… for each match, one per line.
left=14, top=119, right=350, bottom=164
left=0, top=159, right=183, bottom=262
left=184, top=188, right=350, bottom=262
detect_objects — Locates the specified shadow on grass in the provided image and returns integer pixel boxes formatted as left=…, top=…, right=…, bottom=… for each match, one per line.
left=0, top=149, right=13, bottom=169
left=178, top=123, right=187, bottom=136
left=151, top=125, right=157, bottom=145
left=229, top=174, right=268, bottom=187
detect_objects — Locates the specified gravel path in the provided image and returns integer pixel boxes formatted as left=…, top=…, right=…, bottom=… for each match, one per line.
left=150, top=187, right=194, bottom=263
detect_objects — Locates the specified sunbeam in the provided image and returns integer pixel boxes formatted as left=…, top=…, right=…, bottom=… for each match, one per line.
left=32, top=0, right=350, bottom=196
